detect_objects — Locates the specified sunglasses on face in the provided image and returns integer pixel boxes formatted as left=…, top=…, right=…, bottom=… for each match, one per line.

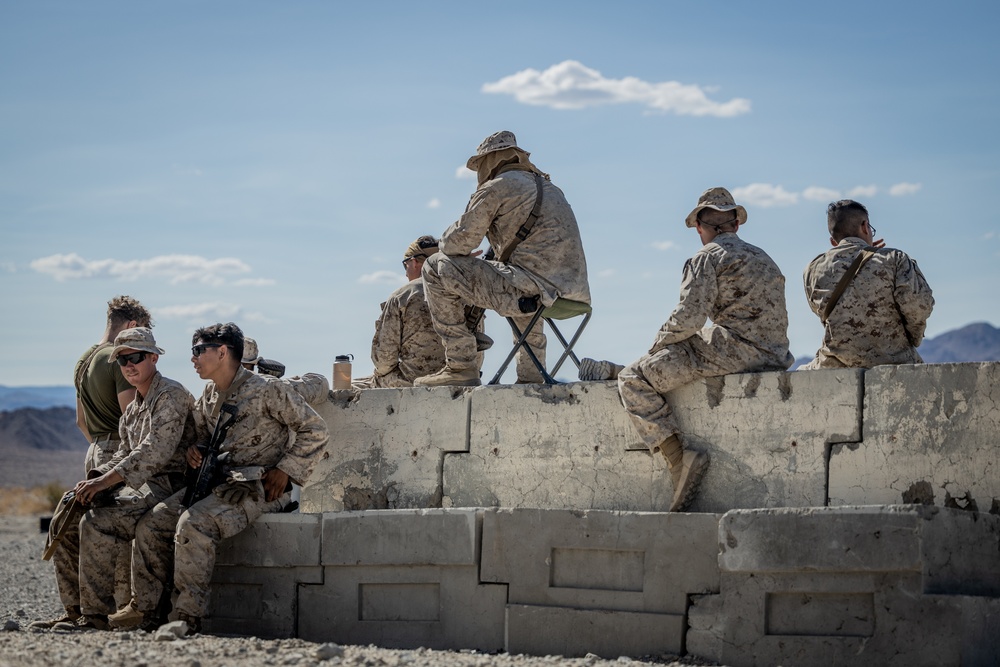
left=192, top=343, right=223, bottom=357
left=116, top=351, right=148, bottom=367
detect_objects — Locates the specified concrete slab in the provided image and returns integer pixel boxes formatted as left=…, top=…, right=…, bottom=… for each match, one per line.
left=481, top=508, right=719, bottom=615
left=829, top=362, right=1000, bottom=508
left=505, top=604, right=684, bottom=658
left=301, top=387, right=472, bottom=512
left=215, top=513, right=321, bottom=568
left=321, top=509, right=480, bottom=565
left=205, top=565, right=322, bottom=638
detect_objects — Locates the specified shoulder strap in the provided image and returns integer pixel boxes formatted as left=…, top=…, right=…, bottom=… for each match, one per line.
left=74, top=342, right=112, bottom=392
left=497, top=174, right=544, bottom=263
left=822, top=247, right=877, bottom=323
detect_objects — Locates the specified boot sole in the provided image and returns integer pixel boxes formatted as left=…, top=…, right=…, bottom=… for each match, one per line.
left=669, top=452, right=710, bottom=512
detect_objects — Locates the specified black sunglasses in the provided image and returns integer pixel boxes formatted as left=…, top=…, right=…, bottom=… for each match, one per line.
left=192, top=343, right=223, bottom=357
left=116, top=351, right=148, bottom=367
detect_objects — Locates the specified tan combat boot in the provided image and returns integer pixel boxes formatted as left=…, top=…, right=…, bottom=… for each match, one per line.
left=657, top=435, right=710, bottom=512
left=29, top=605, right=81, bottom=629
left=413, top=365, right=481, bottom=387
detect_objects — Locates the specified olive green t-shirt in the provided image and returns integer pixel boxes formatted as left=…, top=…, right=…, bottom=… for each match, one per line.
left=75, top=343, right=131, bottom=439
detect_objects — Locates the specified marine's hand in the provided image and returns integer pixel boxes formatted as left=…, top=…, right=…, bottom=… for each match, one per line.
left=471, top=249, right=484, bottom=258
left=74, top=476, right=109, bottom=505
left=262, top=468, right=290, bottom=502
left=186, top=445, right=203, bottom=469
left=872, top=237, right=886, bottom=249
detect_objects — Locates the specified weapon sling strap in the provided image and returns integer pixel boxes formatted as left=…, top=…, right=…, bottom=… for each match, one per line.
left=495, top=172, right=545, bottom=263
left=821, top=247, right=877, bottom=323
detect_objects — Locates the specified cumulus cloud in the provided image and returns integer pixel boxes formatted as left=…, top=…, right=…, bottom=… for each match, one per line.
left=232, top=278, right=276, bottom=287
left=847, top=185, right=878, bottom=198
left=802, top=186, right=842, bottom=202
left=652, top=241, right=677, bottom=251
left=482, top=60, right=751, bottom=117
left=29, top=253, right=256, bottom=287
left=358, top=270, right=407, bottom=286
left=889, top=182, right=922, bottom=196
left=732, top=184, right=798, bottom=208
left=427, top=198, right=442, bottom=209
left=455, top=166, right=475, bottom=179
left=155, top=302, right=244, bottom=320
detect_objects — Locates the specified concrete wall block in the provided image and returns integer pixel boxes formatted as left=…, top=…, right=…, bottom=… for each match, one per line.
left=321, top=509, right=481, bottom=566
left=685, top=594, right=725, bottom=664
left=298, top=564, right=506, bottom=651
left=829, top=362, right=1000, bottom=507
left=480, top=508, right=720, bottom=615
left=215, top=513, right=322, bottom=568
left=444, top=382, right=668, bottom=511
left=205, top=565, right=322, bottom=638
left=302, top=387, right=472, bottom=513
left=673, top=368, right=862, bottom=513
left=505, top=604, right=685, bottom=659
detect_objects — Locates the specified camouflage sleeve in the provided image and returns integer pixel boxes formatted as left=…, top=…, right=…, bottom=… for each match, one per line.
left=371, top=295, right=403, bottom=378
left=266, top=381, right=330, bottom=486
left=651, top=252, right=717, bottom=351
left=893, top=253, right=934, bottom=346
left=439, top=185, right=499, bottom=256
left=113, top=388, right=194, bottom=489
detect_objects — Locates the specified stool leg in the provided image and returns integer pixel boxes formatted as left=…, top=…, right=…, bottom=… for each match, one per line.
left=546, top=311, right=592, bottom=376
left=489, top=310, right=551, bottom=384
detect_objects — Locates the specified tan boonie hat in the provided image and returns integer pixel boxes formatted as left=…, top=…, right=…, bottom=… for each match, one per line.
left=466, top=130, right=525, bottom=171
left=404, top=235, right=440, bottom=260
left=242, top=337, right=262, bottom=365
left=108, top=327, right=165, bottom=362
left=685, top=186, right=748, bottom=228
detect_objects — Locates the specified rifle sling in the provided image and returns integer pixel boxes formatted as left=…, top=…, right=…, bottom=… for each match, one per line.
left=496, top=173, right=544, bottom=263
left=822, top=247, right=877, bottom=323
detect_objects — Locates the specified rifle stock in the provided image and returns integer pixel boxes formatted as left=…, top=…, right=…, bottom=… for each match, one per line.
left=181, top=403, right=238, bottom=508
left=42, top=484, right=122, bottom=561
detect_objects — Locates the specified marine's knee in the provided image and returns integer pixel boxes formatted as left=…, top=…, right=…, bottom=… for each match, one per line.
left=175, top=509, right=218, bottom=549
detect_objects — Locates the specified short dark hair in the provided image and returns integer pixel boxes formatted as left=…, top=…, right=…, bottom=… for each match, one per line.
left=192, top=322, right=244, bottom=367
left=697, top=209, right=739, bottom=233
left=827, top=200, right=869, bottom=241
left=107, top=295, right=152, bottom=328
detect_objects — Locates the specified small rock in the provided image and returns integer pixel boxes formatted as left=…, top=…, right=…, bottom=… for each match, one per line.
left=15, top=609, right=26, bottom=617
left=4, top=620, right=20, bottom=631
left=154, top=620, right=189, bottom=641
left=187, top=660, right=201, bottom=667
left=315, top=643, right=344, bottom=661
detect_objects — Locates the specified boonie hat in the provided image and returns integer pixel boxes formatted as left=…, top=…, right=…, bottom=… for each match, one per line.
left=685, top=187, right=748, bottom=228
left=466, top=130, right=525, bottom=171
left=242, top=337, right=262, bottom=365
left=108, top=327, right=165, bottom=362
left=404, top=235, right=440, bottom=260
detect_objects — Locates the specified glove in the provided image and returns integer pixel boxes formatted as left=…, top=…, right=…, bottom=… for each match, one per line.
left=214, top=481, right=260, bottom=505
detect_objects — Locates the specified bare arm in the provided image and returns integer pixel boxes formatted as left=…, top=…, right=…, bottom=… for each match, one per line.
left=76, top=396, right=92, bottom=442
left=117, top=388, right=136, bottom=414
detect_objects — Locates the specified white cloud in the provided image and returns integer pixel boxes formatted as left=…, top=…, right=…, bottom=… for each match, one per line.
left=0, top=261, right=15, bottom=273
left=29, top=253, right=254, bottom=287
left=358, top=270, right=406, bottom=286
left=889, top=182, right=922, bottom=196
left=983, top=231, right=995, bottom=240
left=427, top=198, right=441, bottom=209
left=732, top=183, right=798, bottom=208
left=455, top=166, right=475, bottom=179
left=597, top=269, right=616, bottom=278
left=482, top=60, right=751, bottom=117
left=652, top=240, right=677, bottom=251
left=847, top=185, right=878, bottom=198
left=232, top=278, right=276, bottom=287
left=802, top=186, right=842, bottom=202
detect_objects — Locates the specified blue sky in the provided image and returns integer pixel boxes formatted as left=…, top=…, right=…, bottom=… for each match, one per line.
left=2, top=1, right=998, bottom=387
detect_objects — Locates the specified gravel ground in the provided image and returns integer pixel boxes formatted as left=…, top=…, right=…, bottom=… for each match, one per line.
left=0, top=515, right=718, bottom=667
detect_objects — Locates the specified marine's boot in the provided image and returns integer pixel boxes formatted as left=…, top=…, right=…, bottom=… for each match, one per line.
left=108, top=600, right=145, bottom=630
left=578, top=358, right=625, bottom=381
left=176, top=612, right=202, bottom=636
left=413, top=365, right=481, bottom=387
left=667, top=449, right=710, bottom=513
left=29, top=605, right=81, bottom=629
left=70, top=614, right=109, bottom=631
left=474, top=331, right=494, bottom=352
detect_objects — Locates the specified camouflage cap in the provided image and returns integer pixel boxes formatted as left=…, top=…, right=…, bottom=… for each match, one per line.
left=108, top=327, right=165, bottom=362
left=466, top=130, right=525, bottom=171
left=404, top=235, right=440, bottom=260
left=242, top=337, right=262, bottom=365
left=685, top=187, right=748, bottom=228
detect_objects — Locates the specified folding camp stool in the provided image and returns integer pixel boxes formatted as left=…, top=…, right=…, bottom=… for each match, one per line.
left=488, top=298, right=593, bottom=385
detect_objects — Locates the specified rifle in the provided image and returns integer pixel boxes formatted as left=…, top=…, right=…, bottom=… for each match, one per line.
left=181, top=403, right=239, bottom=508
left=256, top=358, right=285, bottom=378
left=42, top=483, right=125, bottom=561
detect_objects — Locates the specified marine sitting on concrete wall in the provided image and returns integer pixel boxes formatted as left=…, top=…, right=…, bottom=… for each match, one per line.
left=800, top=199, right=934, bottom=369
left=129, top=322, right=329, bottom=635
left=353, top=235, right=450, bottom=388
left=579, top=187, right=794, bottom=512
left=414, top=130, right=591, bottom=387
left=242, top=336, right=329, bottom=407
left=69, top=328, right=196, bottom=631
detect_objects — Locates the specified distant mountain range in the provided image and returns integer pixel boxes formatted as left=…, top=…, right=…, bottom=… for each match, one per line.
left=0, top=407, right=90, bottom=487
left=792, top=321, right=999, bottom=369
left=0, top=385, right=76, bottom=412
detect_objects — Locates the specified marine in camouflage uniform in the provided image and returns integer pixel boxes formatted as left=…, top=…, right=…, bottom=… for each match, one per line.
left=35, top=296, right=152, bottom=630
left=353, top=236, right=448, bottom=389
left=73, top=328, right=195, bottom=629
left=131, top=323, right=328, bottom=632
left=801, top=199, right=934, bottom=369
left=618, top=188, right=794, bottom=512
left=415, top=131, right=590, bottom=386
